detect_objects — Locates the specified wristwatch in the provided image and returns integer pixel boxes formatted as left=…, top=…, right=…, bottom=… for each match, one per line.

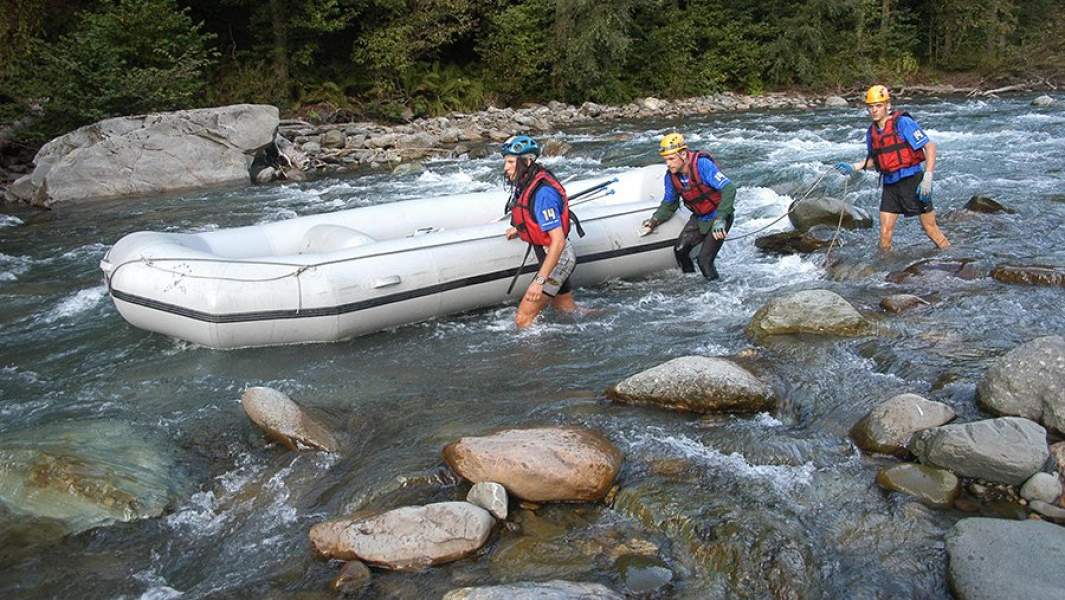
left=533, top=275, right=547, bottom=285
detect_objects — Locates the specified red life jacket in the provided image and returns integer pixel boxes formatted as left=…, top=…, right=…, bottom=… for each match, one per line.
left=868, top=111, right=926, bottom=174
left=669, top=151, right=722, bottom=216
left=509, top=167, right=571, bottom=247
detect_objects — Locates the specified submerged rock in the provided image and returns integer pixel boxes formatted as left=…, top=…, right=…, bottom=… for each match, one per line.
left=850, top=393, right=956, bottom=457
left=787, top=196, right=872, bottom=231
left=879, top=293, right=932, bottom=313
left=990, top=264, right=1065, bottom=288
left=886, top=258, right=984, bottom=283
left=614, top=553, right=674, bottom=595
left=331, top=560, right=371, bottom=594
left=963, top=195, right=1016, bottom=214
left=240, top=386, right=338, bottom=452
left=747, top=289, right=873, bottom=338
left=606, top=356, right=776, bottom=414
left=309, top=501, right=494, bottom=569
left=0, top=420, right=190, bottom=534
left=443, top=427, right=622, bottom=503
left=976, top=336, right=1065, bottom=434
left=908, top=417, right=1049, bottom=485
left=443, top=580, right=623, bottom=600
left=946, top=518, right=1065, bottom=600
left=876, top=464, right=960, bottom=507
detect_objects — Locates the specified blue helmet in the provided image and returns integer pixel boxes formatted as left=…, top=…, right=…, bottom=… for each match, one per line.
left=501, top=135, right=540, bottom=158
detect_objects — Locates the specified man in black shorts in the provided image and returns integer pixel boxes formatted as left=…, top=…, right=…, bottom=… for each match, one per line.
left=836, top=85, right=950, bottom=251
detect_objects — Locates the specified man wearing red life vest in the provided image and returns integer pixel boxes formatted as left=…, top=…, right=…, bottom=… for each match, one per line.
left=836, top=85, right=950, bottom=250
left=502, top=135, right=579, bottom=328
left=641, top=132, right=738, bottom=281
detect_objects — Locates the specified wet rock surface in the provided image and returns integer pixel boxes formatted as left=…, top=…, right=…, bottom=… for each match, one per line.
left=747, top=289, right=873, bottom=338
left=754, top=227, right=839, bottom=255
left=879, top=293, right=933, bottom=313
left=443, top=427, right=622, bottom=503
left=908, top=417, right=1049, bottom=485
left=240, top=386, right=339, bottom=452
left=309, top=501, right=494, bottom=569
left=876, top=463, right=960, bottom=507
left=787, top=196, right=872, bottom=231
left=963, top=195, right=1016, bottom=214
left=442, top=580, right=624, bottom=600
left=946, top=518, right=1065, bottom=600
left=886, top=259, right=985, bottom=284
left=990, top=264, right=1065, bottom=288
left=850, top=393, right=956, bottom=457
left=976, top=335, right=1065, bottom=434
left=606, top=356, right=776, bottom=414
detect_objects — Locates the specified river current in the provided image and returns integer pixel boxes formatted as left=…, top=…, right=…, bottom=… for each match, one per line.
left=1, top=94, right=1064, bottom=598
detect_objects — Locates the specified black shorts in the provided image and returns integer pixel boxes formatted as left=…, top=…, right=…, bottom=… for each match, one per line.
left=880, top=173, right=933, bottom=216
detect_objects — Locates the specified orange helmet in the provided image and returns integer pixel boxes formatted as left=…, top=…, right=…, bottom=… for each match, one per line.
left=865, top=85, right=891, bottom=104
left=658, top=132, right=687, bottom=157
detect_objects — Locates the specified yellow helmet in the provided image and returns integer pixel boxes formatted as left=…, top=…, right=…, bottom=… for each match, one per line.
left=658, top=132, right=687, bottom=157
left=865, top=84, right=891, bottom=104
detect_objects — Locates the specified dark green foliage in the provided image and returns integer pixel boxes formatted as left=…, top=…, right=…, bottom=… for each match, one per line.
left=3, top=0, right=1065, bottom=141
left=5, top=0, right=217, bottom=141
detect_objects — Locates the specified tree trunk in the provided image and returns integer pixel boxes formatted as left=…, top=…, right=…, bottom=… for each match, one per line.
left=270, top=0, right=289, bottom=104
left=880, top=0, right=891, bottom=46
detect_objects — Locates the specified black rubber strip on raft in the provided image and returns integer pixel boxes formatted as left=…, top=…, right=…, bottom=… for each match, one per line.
left=108, top=239, right=677, bottom=324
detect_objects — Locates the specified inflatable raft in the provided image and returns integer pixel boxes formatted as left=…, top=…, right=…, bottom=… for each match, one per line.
left=100, top=164, right=688, bottom=348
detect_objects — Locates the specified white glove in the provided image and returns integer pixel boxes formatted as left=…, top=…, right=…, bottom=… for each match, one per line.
left=917, top=171, right=934, bottom=202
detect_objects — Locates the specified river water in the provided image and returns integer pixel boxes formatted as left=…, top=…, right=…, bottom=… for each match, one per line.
left=1, top=94, right=1063, bottom=598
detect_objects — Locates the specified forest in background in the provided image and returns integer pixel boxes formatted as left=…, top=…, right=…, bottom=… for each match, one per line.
left=2, top=0, right=1064, bottom=145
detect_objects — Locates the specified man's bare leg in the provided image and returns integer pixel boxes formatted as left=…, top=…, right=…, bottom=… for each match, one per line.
left=515, top=296, right=551, bottom=329
left=551, top=292, right=577, bottom=314
left=918, top=212, right=951, bottom=249
left=879, top=212, right=899, bottom=250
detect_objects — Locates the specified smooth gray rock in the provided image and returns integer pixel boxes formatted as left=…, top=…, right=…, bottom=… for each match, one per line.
left=788, top=196, right=872, bottom=231
left=310, top=502, right=494, bottom=569
left=747, top=289, right=872, bottom=338
left=467, top=481, right=508, bottom=520
left=443, top=580, right=624, bottom=600
left=1029, top=500, right=1065, bottom=521
left=977, top=336, right=1065, bottom=434
left=824, top=96, right=849, bottom=107
left=909, top=417, right=1049, bottom=485
left=1031, top=95, right=1055, bottom=107
left=850, top=393, right=955, bottom=456
left=18, top=104, right=278, bottom=206
left=946, top=518, right=1065, bottom=600
left=1020, top=472, right=1062, bottom=504
left=240, top=386, right=338, bottom=452
left=320, top=129, right=345, bottom=148
left=606, top=356, right=776, bottom=414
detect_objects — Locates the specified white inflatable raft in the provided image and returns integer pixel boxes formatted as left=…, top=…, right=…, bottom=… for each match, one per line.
left=100, top=165, right=688, bottom=348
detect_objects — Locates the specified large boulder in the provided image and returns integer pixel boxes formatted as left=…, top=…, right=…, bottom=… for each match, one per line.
left=606, top=356, right=776, bottom=414
left=309, top=502, right=494, bottom=569
left=443, top=427, right=622, bottom=503
left=747, top=289, right=873, bottom=338
left=787, top=196, right=872, bottom=231
left=976, top=336, right=1065, bottom=434
left=946, top=518, right=1065, bottom=600
left=14, top=104, right=278, bottom=206
left=240, top=387, right=338, bottom=452
left=990, top=264, right=1065, bottom=288
left=908, top=417, right=1049, bottom=485
left=850, top=393, right=956, bottom=457
left=443, top=580, right=624, bottom=600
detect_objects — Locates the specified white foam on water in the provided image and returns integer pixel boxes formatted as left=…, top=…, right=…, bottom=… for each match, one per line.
left=42, top=285, right=106, bottom=323
left=752, top=412, right=785, bottom=428
left=0, top=214, right=23, bottom=228
left=258, top=207, right=298, bottom=223
left=58, top=242, right=109, bottom=261
left=0, top=252, right=32, bottom=282
left=629, top=432, right=816, bottom=494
